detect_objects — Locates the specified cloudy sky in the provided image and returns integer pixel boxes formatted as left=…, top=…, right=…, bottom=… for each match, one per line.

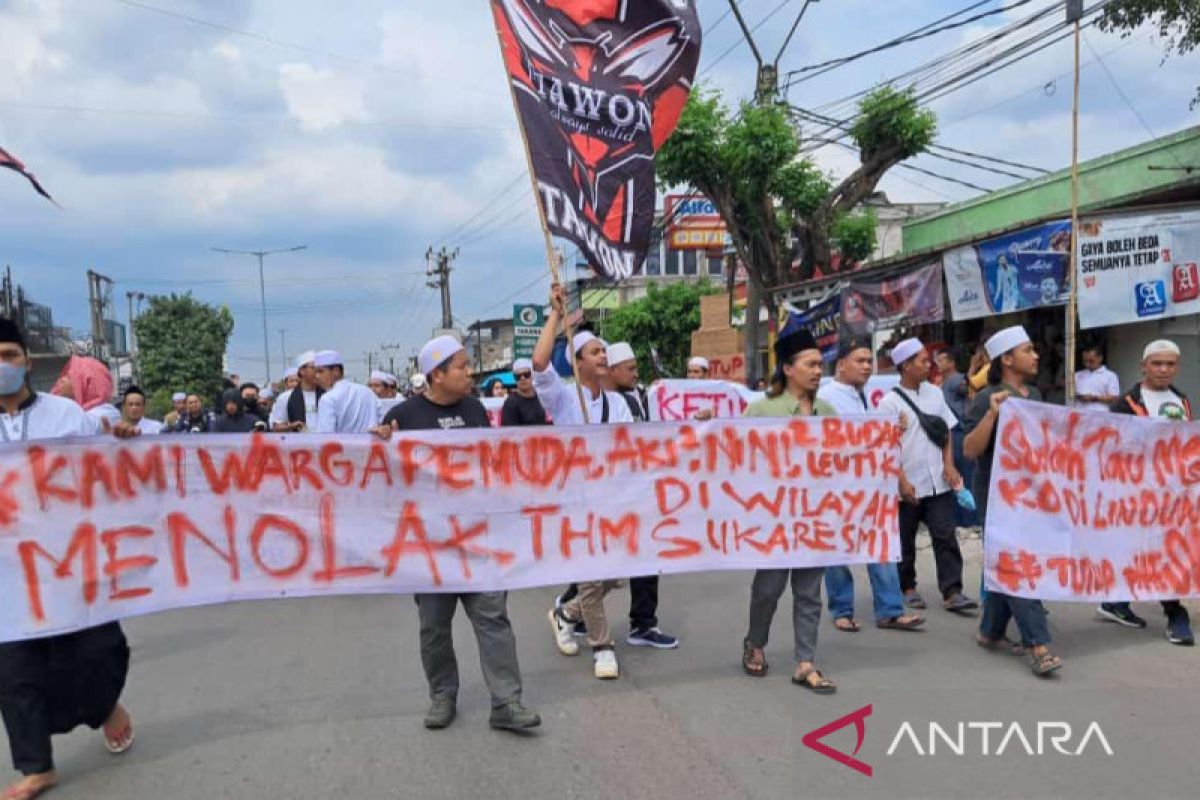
left=1, top=0, right=1197, bottom=383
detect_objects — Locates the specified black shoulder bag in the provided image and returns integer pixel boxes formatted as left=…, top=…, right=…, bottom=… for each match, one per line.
left=890, top=387, right=950, bottom=449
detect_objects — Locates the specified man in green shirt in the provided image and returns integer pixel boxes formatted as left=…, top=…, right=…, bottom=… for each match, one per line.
left=741, top=327, right=837, bottom=694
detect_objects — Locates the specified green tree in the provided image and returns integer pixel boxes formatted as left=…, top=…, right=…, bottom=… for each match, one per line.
left=133, top=293, right=234, bottom=416
left=657, top=85, right=935, bottom=290
left=600, top=280, right=720, bottom=378
left=1100, top=1, right=1200, bottom=106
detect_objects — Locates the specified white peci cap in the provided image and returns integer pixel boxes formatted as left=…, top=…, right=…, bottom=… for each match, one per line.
left=1142, top=339, right=1181, bottom=361
left=688, top=356, right=710, bottom=371
left=984, top=326, right=1031, bottom=360
left=607, top=342, right=636, bottom=366
left=295, top=350, right=317, bottom=369
left=369, top=370, right=389, bottom=383
left=410, top=373, right=427, bottom=390
left=512, top=358, right=533, bottom=373
left=313, top=350, right=343, bottom=368
left=890, top=338, right=924, bottom=367
left=171, top=392, right=187, bottom=402
left=418, top=335, right=465, bottom=375
left=572, top=331, right=599, bottom=353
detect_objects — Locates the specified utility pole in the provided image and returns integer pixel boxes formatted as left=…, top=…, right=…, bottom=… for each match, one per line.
left=87, top=269, right=113, bottom=360
left=1065, top=0, right=1083, bottom=404
left=380, top=342, right=403, bottom=375
left=426, top=246, right=459, bottom=331
left=211, top=245, right=308, bottom=384
left=277, top=328, right=288, bottom=371
left=1, top=267, right=13, bottom=318
left=126, top=291, right=139, bottom=382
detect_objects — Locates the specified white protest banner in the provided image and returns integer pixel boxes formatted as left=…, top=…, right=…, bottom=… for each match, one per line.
left=1077, top=208, right=1200, bottom=329
left=984, top=400, right=1200, bottom=602
left=648, top=377, right=900, bottom=422
left=0, top=420, right=901, bottom=642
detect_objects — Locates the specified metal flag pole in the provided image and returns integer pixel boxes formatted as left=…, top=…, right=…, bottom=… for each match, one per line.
left=490, top=7, right=591, bottom=421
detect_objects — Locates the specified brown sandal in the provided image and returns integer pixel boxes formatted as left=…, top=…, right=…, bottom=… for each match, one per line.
left=792, top=667, right=837, bottom=694
left=742, top=640, right=767, bottom=677
left=833, top=617, right=862, bottom=633
left=976, top=635, right=1025, bottom=656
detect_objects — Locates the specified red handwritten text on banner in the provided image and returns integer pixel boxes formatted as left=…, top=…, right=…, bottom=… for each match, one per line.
left=0, top=418, right=901, bottom=642
left=985, top=400, right=1200, bottom=601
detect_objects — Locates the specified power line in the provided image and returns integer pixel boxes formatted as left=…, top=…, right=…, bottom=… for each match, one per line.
left=786, top=0, right=1035, bottom=84
left=700, top=0, right=796, bottom=77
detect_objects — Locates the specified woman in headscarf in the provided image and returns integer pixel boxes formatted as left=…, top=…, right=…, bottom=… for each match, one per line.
left=211, top=387, right=264, bottom=433
left=2, top=329, right=134, bottom=800
left=50, top=356, right=120, bottom=433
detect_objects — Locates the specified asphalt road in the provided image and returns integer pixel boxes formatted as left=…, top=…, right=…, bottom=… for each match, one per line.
left=4, top=534, right=1196, bottom=800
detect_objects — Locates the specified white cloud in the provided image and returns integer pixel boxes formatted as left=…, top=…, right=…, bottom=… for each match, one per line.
left=278, top=63, right=370, bottom=131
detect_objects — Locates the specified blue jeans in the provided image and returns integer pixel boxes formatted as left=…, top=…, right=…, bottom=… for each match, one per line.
left=980, top=591, right=1051, bottom=647
left=824, top=563, right=905, bottom=622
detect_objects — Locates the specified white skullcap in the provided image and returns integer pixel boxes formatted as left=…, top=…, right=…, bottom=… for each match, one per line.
left=284, top=366, right=299, bottom=379
left=573, top=331, right=598, bottom=353
left=984, top=326, right=1031, bottom=360
left=890, top=338, right=924, bottom=367
left=607, top=342, right=636, bottom=366
left=512, top=358, right=533, bottom=373
left=1143, top=339, right=1181, bottom=361
left=419, top=335, right=464, bottom=375
left=383, top=373, right=399, bottom=386
left=295, top=350, right=317, bottom=369
left=688, top=356, right=710, bottom=371
left=369, top=370, right=389, bottom=383
left=171, top=392, right=186, bottom=402
left=260, top=387, right=275, bottom=400
left=313, top=350, right=343, bottom=368
left=410, top=373, right=427, bottom=390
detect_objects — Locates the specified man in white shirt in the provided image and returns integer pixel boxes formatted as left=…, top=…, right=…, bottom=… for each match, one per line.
left=121, top=386, right=162, bottom=435
left=271, top=352, right=322, bottom=432
left=878, top=338, right=977, bottom=615
left=0, top=317, right=138, bottom=800
left=816, top=339, right=925, bottom=633
left=314, top=351, right=379, bottom=434
left=1074, top=344, right=1120, bottom=413
left=686, top=356, right=710, bottom=379
left=532, top=283, right=631, bottom=680
left=369, top=370, right=403, bottom=422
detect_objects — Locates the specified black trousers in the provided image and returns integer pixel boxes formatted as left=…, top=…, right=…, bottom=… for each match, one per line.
left=0, top=623, right=130, bottom=775
left=898, top=491, right=964, bottom=600
left=559, top=576, right=659, bottom=630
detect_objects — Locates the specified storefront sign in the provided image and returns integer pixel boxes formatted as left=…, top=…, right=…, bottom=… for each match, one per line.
left=1076, top=208, right=1200, bottom=329
left=943, top=220, right=1072, bottom=321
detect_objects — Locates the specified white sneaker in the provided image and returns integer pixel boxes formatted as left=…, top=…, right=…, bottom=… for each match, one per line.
left=593, top=649, right=619, bottom=680
left=548, top=608, right=579, bottom=656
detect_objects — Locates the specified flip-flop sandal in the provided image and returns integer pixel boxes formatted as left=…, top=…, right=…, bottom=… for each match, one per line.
left=877, top=616, right=925, bottom=631
left=976, top=635, right=1025, bottom=656
left=792, top=667, right=837, bottom=695
left=1029, top=651, right=1062, bottom=676
left=833, top=618, right=862, bottom=633
left=742, top=640, right=768, bottom=677
left=104, top=721, right=135, bottom=755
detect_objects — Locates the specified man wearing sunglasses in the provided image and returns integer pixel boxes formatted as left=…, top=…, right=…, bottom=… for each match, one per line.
left=499, top=358, right=548, bottom=426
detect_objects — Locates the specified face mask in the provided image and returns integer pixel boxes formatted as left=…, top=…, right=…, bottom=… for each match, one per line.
left=0, top=363, right=27, bottom=395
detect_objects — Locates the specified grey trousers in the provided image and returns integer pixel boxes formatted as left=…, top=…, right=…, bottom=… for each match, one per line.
left=745, top=568, right=825, bottom=663
left=415, top=592, right=522, bottom=708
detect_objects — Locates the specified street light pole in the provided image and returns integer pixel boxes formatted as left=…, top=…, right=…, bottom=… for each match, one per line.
left=211, top=245, right=308, bottom=384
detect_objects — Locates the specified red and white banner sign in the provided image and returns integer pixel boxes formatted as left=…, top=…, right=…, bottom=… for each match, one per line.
left=647, top=378, right=901, bottom=422
left=1, top=420, right=900, bottom=642
left=985, top=400, right=1200, bottom=601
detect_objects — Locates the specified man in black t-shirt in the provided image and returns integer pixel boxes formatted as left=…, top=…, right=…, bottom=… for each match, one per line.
left=963, top=326, right=1061, bottom=678
left=499, top=358, right=548, bottom=426
left=375, top=335, right=540, bottom=733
